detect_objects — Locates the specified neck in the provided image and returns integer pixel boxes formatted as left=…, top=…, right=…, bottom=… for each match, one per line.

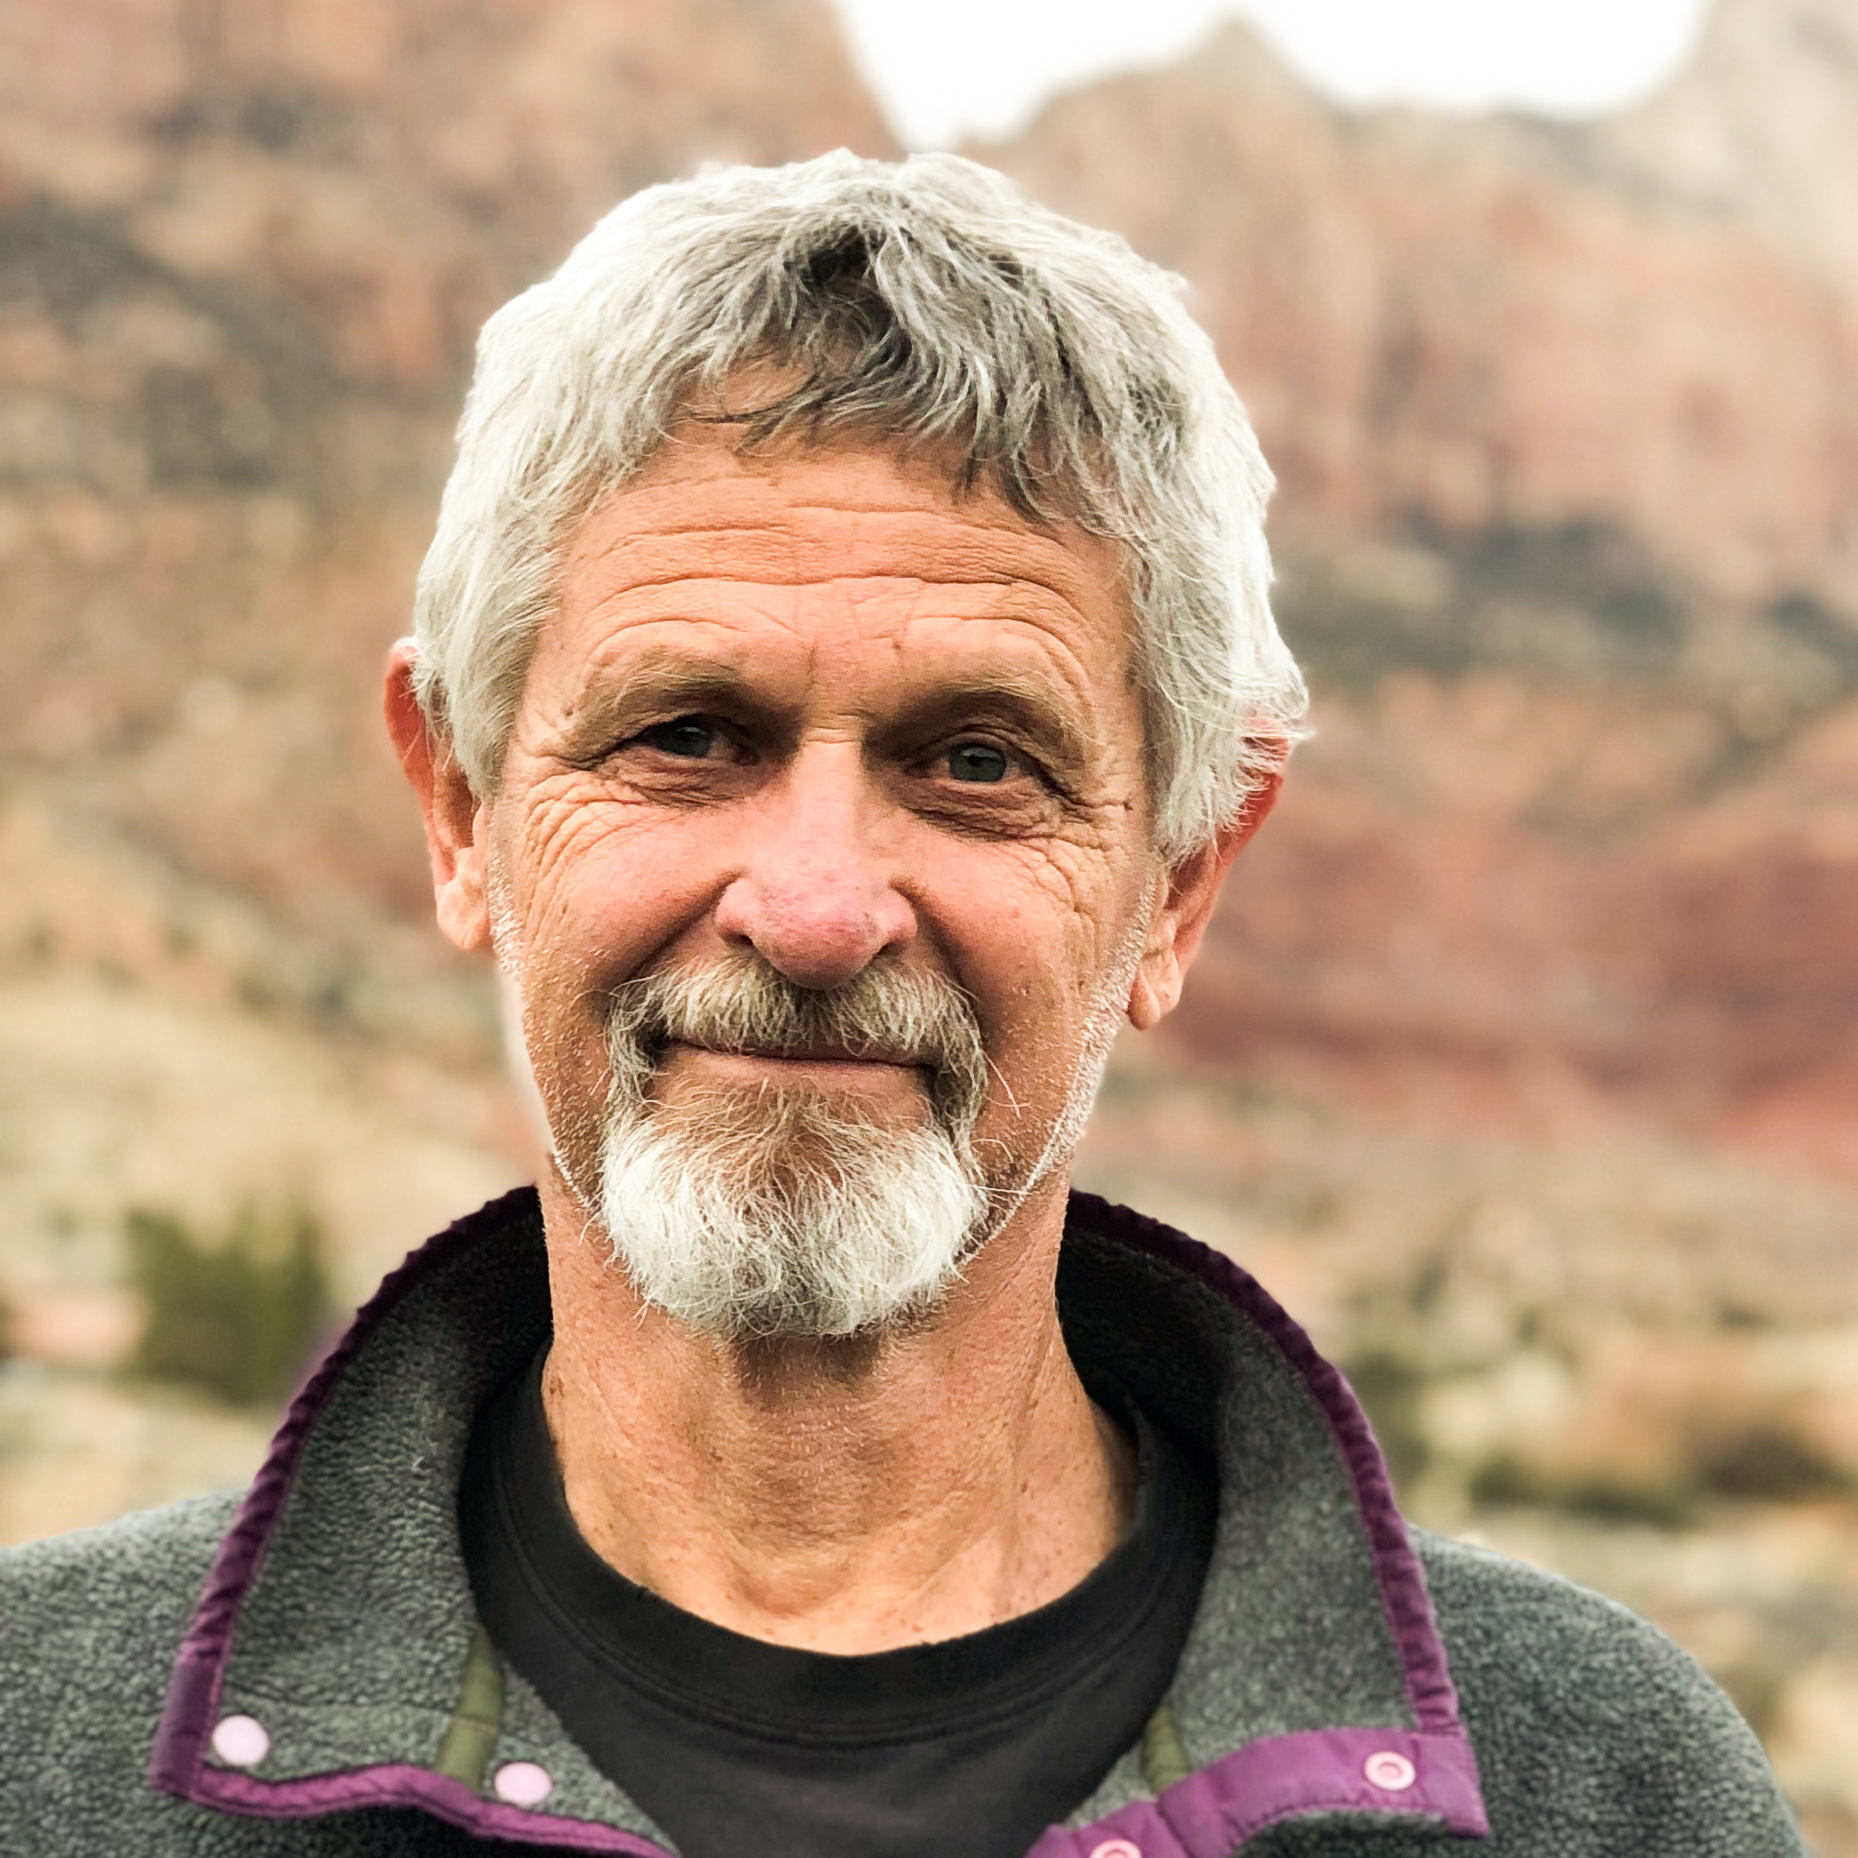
left=535, top=1165, right=1136, bottom=1654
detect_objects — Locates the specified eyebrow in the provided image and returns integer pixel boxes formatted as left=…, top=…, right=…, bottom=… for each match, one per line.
left=545, top=647, right=1096, bottom=776
left=547, top=655, right=762, bottom=764
left=879, top=670, right=1093, bottom=776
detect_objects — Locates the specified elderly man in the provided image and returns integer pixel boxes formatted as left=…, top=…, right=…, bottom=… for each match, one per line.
left=1, top=155, right=1801, bottom=1856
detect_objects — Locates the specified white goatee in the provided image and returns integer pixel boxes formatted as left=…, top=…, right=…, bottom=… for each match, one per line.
left=595, top=958, right=991, bottom=1340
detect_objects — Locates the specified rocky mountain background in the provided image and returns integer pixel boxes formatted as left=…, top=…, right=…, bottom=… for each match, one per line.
left=1, top=0, right=1856, bottom=1844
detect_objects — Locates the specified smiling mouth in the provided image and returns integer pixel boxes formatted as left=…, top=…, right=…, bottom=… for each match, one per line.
left=660, top=1039, right=925, bottom=1072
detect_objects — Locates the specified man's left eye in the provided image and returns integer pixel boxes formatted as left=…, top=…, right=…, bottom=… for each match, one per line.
left=946, top=742, right=1011, bottom=784
left=639, top=718, right=717, bottom=758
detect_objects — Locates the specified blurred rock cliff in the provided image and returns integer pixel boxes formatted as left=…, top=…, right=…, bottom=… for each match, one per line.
left=3, top=0, right=1856, bottom=1172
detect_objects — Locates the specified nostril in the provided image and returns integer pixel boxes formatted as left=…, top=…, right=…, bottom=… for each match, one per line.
left=713, top=874, right=915, bottom=990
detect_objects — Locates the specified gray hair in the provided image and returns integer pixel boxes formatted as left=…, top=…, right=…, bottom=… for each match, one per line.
left=411, top=151, right=1305, bottom=860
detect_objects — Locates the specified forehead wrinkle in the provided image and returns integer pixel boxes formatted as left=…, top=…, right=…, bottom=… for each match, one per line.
left=892, top=577, right=1118, bottom=715
left=566, top=518, right=800, bottom=587
left=566, top=569, right=1116, bottom=669
left=567, top=499, right=1113, bottom=612
left=582, top=456, right=1070, bottom=538
left=565, top=421, right=1130, bottom=613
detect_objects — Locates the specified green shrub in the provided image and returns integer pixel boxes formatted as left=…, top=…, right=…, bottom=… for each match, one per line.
left=1468, top=1452, right=1696, bottom=1530
left=125, top=1200, right=335, bottom=1407
left=1692, top=1425, right=1854, bottom=1504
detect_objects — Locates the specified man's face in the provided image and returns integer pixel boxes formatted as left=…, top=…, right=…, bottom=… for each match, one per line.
left=460, top=425, right=1182, bottom=1328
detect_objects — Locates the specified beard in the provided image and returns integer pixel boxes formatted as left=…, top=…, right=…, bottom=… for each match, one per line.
left=493, top=845, right=1154, bottom=1345
left=586, top=958, right=995, bottom=1341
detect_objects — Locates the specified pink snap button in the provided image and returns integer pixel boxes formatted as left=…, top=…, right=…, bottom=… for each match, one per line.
left=492, top=1760, right=554, bottom=1807
left=210, top=1714, right=270, bottom=1769
left=1364, top=1750, right=1418, bottom=1792
left=1089, top=1841, right=1143, bottom=1858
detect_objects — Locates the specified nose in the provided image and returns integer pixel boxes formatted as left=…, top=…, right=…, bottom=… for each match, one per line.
left=712, top=742, right=917, bottom=990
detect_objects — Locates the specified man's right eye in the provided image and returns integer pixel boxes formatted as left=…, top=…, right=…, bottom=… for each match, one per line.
left=637, top=718, right=716, bottom=758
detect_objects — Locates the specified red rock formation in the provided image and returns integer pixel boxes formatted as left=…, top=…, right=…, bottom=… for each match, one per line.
left=5, top=0, right=1858, bottom=1182
left=0, top=0, right=895, bottom=360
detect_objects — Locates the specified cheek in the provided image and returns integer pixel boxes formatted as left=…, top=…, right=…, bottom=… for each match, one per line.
left=930, top=838, right=1139, bottom=1076
left=500, top=786, right=719, bottom=982
left=1003, top=836, right=1146, bottom=986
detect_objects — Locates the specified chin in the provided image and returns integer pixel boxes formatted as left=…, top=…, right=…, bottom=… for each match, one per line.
left=594, top=1083, right=989, bottom=1341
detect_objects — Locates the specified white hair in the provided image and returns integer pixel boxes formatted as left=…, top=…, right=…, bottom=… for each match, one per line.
left=411, top=151, right=1305, bottom=861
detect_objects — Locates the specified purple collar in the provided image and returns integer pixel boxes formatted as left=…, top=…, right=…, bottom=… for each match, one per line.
left=149, top=1186, right=1488, bottom=1854
left=1033, top=1197, right=1487, bottom=1853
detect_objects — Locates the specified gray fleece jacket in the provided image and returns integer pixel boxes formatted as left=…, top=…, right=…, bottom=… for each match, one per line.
left=0, top=1188, right=1805, bottom=1856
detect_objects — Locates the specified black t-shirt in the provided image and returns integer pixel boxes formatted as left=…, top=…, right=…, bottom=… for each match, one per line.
left=459, top=1347, right=1216, bottom=1858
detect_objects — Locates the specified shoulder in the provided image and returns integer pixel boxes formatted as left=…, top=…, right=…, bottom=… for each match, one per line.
left=1414, top=1523, right=1749, bottom=1735
left=1, top=1487, right=240, bottom=1627
left=0, top=1494, right=546, bottom=1855
left=0, top=1492, right=241, bottom=1754
left=1413, top=1527, right=1805, bottom=1855
left=0, top=1493, right=260, bottom=1848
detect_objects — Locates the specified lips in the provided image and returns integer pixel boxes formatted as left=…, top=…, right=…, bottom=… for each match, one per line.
left=665, top=1039, right=921, bottom=1068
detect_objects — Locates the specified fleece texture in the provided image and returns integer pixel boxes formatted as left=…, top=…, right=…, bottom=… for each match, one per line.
left=0, top=1188, right=1804, bottom=1856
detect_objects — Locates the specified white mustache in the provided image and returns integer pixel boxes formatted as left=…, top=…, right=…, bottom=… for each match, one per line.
left=591, top=959, right=992, bottom=1340
left=602, top=958, right=990, bottom=1136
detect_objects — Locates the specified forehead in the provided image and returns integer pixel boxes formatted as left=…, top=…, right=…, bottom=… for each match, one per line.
left=542, top=425, right=1133, bottom=690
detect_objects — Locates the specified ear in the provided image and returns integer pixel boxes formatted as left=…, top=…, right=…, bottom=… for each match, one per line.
left=1126, top=766, right=1282, bottom=1032
left=383, top=640, right=493, bottom=954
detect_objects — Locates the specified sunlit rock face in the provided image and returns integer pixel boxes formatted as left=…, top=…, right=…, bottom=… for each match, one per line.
left=1600, top=0, right=1858, bottom=299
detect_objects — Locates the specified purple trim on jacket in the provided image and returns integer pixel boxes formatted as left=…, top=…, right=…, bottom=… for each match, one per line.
left=149, top=1186, right=1490, bottom=1853
left=1074, top=1195, right=1466, bottom=1737
left=148, top=1190, right=536, bottom=1800
left=1029, top=1728, right=1487, bottom=1856
left=179, top=1764, right=668, bottom=1855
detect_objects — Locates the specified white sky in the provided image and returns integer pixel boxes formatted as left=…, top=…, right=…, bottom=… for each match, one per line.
left=832, top=0, right=1716, bottom=149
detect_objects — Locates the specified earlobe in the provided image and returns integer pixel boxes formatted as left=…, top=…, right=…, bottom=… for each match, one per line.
left=1125, top=953, right=1171, bottom=1033
left=383, top=641, right=494, bottom=954
left=1124, top=851, right=1203, bottom=1033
